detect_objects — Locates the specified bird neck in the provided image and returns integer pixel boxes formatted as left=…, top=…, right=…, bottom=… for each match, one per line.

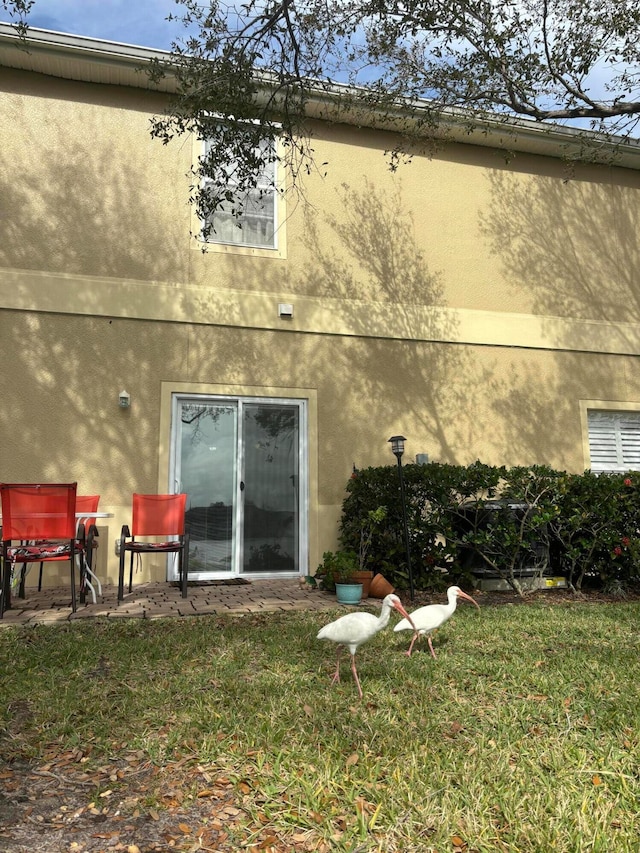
left=377, top=604, right=392, bottom=630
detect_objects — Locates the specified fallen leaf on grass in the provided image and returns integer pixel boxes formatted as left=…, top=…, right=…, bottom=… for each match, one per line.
left=445, top=721, right=464, bottom=739
left=355, top=797, right=375, bottom=816
left=178, top=822, right=192, bottom=834
left=345, top=753, right=358, bottom=767
left=592, top=775, right=602, bottom=786
left=451, top=834, right=467, bottom=851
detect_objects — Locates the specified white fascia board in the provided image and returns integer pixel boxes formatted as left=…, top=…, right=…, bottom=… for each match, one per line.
left=1, top=23, right=639, bottom=169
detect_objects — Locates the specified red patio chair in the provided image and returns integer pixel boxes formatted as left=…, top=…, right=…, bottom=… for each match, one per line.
left=118, top=493, right=189, bottom=601
left=0, top=483, right=84, bottom=616
left=30, top=495, right=101, bottom=601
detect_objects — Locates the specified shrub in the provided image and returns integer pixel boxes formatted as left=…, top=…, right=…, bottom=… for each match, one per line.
left=551, top=471, right=640, bottom=592
left=336, top=461, right=640, bottom=596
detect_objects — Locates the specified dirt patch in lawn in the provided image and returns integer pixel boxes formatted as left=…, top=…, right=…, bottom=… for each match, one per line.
left=0, top=753, right=257, bottom=853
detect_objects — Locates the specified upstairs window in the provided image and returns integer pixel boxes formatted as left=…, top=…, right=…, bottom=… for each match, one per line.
left=587, top=410, right=640, bottom=472
left=201, top=131, right=277, bottom=250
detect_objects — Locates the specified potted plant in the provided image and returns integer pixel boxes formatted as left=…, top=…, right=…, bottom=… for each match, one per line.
left=354, top=506, right=388, bottom=596
left=315, top=550, right=363, bottom=603
left=315, top=507, right=391, bottom=603
left=339, top=506, right=391, bottom=597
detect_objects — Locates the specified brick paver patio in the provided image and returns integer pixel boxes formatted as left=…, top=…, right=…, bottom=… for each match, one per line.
left=0, top=578, right=350, bottom=626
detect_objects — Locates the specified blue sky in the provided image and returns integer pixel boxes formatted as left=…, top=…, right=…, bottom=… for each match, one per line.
left=18, top=0, right=189, bottom=49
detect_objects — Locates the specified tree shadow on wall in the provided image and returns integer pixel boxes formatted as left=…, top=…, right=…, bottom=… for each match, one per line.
left=299, top=179, right=503, bottom=465
left=481, top=168, right=640, bottom=324
left=479, top=165, right=640, bottom=467
left=0, top=125, right=188, bottom=500
left=0, top=125, right=187, bottom=282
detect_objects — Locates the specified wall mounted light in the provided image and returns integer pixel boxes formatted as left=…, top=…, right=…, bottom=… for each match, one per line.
left=118, top=389, right=131, bottom=409
left=278, top=302, right=294, bottom=318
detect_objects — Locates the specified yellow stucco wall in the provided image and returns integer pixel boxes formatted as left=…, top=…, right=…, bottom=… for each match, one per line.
left=2, top=66, right=640, bottom=587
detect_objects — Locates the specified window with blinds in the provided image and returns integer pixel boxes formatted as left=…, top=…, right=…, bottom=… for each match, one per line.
left=587, top=411, right=640, bottom=472
left=202, top=134, right=277, bottom=250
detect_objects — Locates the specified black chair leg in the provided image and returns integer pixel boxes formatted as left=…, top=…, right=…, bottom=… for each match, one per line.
left=79, top=553, right=86, bottom=605
left=118, top=547, right=125, bottom=601
left=69, top=545, right=77, bottom=613
left=1, top=551, right=12, bottom=614
left=0, top=552, right=6, bottom=617
left=181, top=534, right=190, bottom=599
left=18, top=563, right=27, bottom=599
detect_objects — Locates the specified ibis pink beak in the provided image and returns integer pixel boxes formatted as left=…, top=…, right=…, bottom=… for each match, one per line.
left=393, top=599, right=417, bottom=631
left=458, top=590, right=481, bottom=610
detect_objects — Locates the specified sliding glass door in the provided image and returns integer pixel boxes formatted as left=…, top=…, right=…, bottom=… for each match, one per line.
left=171, top=395, right=306, bottom=578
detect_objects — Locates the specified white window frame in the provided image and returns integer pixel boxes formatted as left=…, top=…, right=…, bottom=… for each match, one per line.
left=201, top=130, right=278, bottom=251
left=587, top=409, right=640, bottom=472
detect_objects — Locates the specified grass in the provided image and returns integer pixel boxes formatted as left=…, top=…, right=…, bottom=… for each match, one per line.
left=1, top=601, right=639, bottom=851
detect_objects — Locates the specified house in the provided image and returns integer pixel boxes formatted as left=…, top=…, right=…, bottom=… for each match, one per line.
left=1, top=24, right=640, bottom=590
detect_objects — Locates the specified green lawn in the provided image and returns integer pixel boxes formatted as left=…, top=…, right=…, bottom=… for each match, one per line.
left=1, top=601, right=639, bottom=851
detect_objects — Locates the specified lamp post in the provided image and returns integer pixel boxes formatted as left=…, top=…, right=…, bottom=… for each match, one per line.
left=388, top=435, right=414, bottom=601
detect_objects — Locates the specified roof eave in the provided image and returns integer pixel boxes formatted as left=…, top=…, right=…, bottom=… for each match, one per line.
left=2, top=22, right=639, bottom=169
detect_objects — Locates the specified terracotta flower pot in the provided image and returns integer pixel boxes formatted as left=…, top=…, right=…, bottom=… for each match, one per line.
left=369, top=573, right=395, bottom=599
left=351, top=570, right=374, bottom=598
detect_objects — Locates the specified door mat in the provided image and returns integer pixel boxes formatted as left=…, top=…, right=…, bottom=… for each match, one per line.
left=172, top=578, right=251, bottom=587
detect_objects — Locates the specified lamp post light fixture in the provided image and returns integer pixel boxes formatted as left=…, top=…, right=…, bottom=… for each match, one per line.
left=388, top=435, right=415, bottom=601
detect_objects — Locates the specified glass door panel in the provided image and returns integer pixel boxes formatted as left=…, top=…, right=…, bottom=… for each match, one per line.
left=173, top=395, right=304, bottom=578
left=179, top=402, right=237, bottom=575
left=241, top=403, right=299, bottom=573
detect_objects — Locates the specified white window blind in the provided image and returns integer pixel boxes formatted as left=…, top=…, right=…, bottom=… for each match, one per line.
left=203, top=136, right=277, bottom=250
left=588, top=411, right=640, bottom=472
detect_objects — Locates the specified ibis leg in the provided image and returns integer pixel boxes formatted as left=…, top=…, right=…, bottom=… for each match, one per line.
left=428, top=636, right=437, bottom=659
left=405, top=632, right=420, bottom=657
left=331, top=646, right=342, bottom=685
left=349, top=654, right=363, bottom=699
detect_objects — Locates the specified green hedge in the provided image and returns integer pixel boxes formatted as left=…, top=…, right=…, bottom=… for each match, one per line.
left=337, top=461, right=640, bottom=594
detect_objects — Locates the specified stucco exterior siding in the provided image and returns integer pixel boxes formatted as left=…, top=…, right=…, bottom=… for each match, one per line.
left=1, top=310, right=639, bottom=584
left=2, top=27, right=640, bottom=589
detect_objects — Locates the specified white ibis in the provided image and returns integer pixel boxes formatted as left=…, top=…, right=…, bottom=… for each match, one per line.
left=394, top=585, right=480, bottom=658
left=317, top=593, right=416, bottom=699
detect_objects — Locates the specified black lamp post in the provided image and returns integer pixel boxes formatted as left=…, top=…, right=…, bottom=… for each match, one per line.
left=388, top=435, right=414, bottom=601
